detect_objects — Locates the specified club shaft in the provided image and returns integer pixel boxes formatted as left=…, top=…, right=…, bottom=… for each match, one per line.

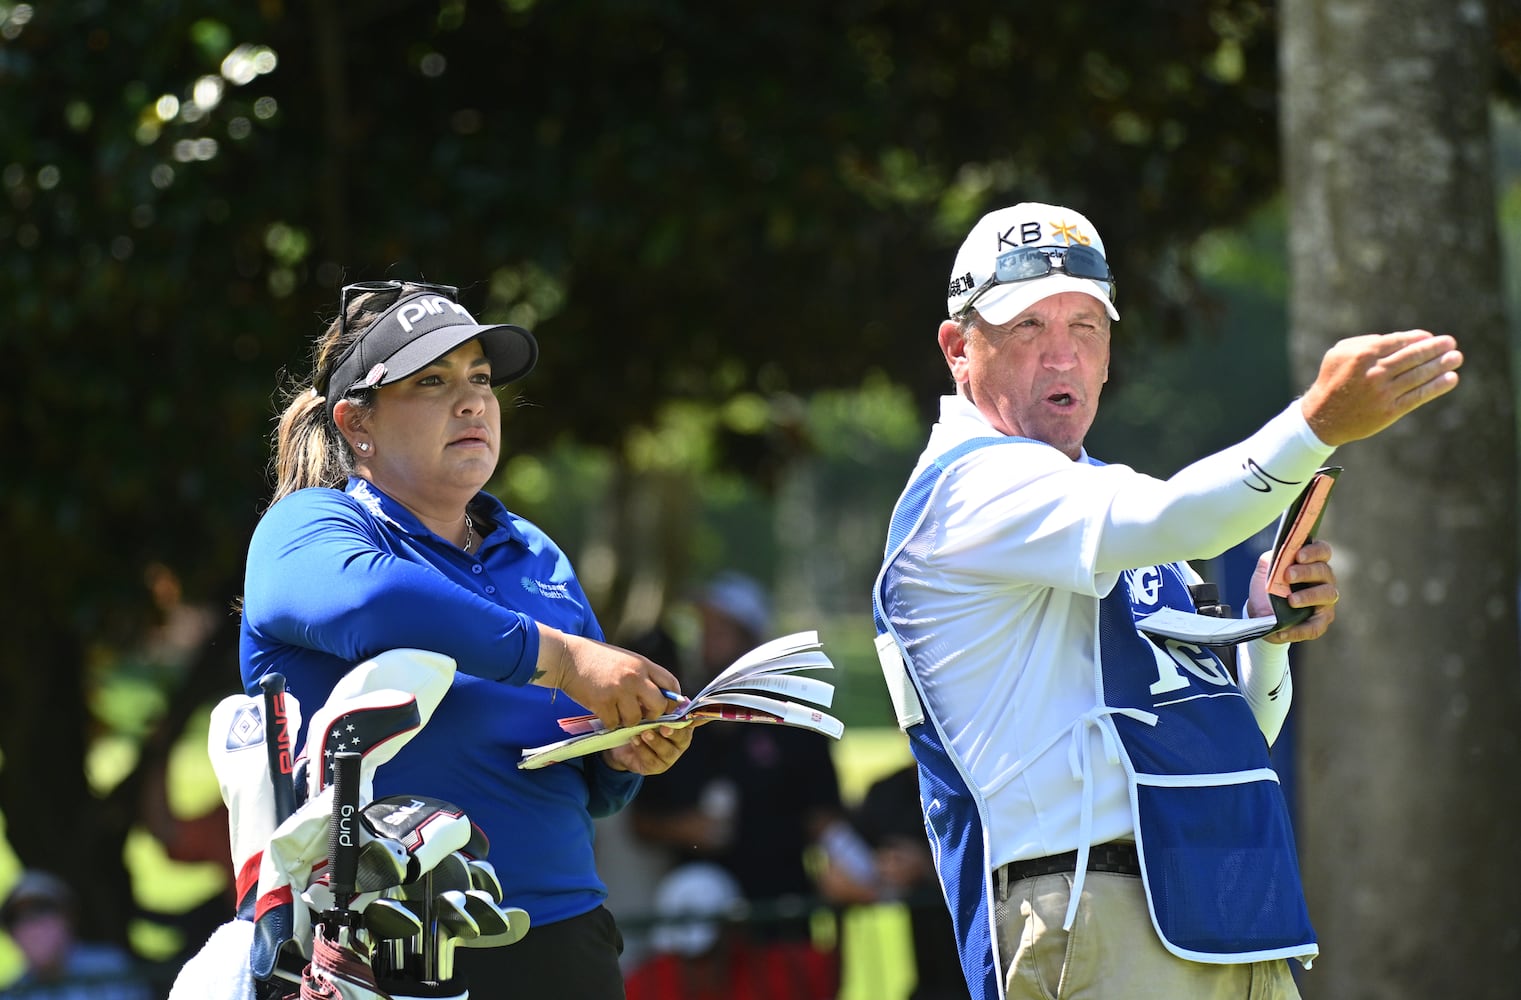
left=422, top=869, right=438, bottom=981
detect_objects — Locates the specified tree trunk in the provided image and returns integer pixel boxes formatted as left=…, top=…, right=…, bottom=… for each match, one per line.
left=1281, top=1, right=1521, bottom=996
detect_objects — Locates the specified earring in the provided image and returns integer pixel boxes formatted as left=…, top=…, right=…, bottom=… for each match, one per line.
left=357, top=442, right=370, bottom=452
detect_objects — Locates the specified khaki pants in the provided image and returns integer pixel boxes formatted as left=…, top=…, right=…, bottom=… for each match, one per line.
left=998, top=870, right=1303, bottom=1000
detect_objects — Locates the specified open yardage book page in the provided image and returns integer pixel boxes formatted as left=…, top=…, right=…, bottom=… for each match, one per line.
left=518, top=630, right=843, bottom=769
left=1134, top=467, right=1341, bottom=646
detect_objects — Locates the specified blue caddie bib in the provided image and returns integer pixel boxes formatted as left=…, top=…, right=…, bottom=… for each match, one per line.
left=872, top=439, right=1317, bottom=1000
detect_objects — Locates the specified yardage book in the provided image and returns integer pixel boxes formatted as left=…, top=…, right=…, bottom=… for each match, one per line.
left=518, top=630, right=842, bottom=769
left=1135, top=466, right=1343, bottom=645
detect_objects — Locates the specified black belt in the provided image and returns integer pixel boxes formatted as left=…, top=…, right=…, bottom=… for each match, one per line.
left=1002, top=841, right=1141, bottom=883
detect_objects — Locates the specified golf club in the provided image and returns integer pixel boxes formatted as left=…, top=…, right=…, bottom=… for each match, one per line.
left=258, top=672, right=298, bottom=825
left=432, top=889, right=478, bottom=982
left=464, top=858, right=502, bottom=903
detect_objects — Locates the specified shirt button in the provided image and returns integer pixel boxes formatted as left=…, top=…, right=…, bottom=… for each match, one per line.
left=471, top=564, right=483, bottom=574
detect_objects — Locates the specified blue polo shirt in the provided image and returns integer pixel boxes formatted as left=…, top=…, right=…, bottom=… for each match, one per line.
left=240, top=478, right=641, bottom=926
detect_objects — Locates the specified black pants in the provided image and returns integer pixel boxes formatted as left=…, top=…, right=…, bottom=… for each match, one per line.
left=454, top=905, right=625, bottom=1000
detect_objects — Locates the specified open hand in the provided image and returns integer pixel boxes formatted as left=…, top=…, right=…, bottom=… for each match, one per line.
left=1299, top=330, right=1462, bottom=446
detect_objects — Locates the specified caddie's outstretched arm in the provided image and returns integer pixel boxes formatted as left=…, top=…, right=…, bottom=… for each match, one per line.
left=1298, top=330, right=1462, bottom=446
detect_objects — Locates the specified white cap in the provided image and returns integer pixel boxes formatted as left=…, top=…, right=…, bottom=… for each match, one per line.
left=945, top=202, right=1120, bottom=325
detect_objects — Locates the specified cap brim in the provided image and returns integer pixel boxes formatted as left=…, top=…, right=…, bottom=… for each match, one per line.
left=970, top=275, right=1119, bottom=325
left=376, top=322, right=539, bottom=388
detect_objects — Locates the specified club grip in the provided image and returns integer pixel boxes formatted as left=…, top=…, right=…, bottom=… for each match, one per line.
left=328, top=751, right=361, bottom=905
left=258, top=673, right=297, bottom=824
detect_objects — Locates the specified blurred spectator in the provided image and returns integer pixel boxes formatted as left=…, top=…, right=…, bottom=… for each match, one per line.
left=595, top=624, right=685, bottom=971
left=132, top=561, right=235, bottom=969
left=826, top=765, right=971, bottom=1000
left=625, top=862, right=834, bottom=1000
left=0, top=870, right=154, bottom=1000
left=138, top=749, right=235, bottom=940
left=631, top=572, right=846, bottom=995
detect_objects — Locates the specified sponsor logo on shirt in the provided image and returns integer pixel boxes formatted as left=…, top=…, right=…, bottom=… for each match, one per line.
left=521, top=576, right=572, bottom=600
left=1125, top=567, right=1163, bottom=607
left=348, top=480, right=403, bottom=528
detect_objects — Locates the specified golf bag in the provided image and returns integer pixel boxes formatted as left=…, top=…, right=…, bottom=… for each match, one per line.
left=170, top=650, right=530, bottom=1000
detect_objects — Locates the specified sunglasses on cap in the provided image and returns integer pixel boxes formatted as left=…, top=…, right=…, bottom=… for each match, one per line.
left=338, top=279, right=460, bottom=340
left=960, top=244, right=1117, bottom=316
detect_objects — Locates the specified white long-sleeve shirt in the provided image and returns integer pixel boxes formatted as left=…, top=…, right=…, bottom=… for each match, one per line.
left=885, top=394, right=1334, bottom=867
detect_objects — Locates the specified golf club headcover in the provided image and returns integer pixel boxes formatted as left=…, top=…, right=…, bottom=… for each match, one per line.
left=301, top=689, right=421, bottom=806
left=361, top=796, right=474, bottom=884
left=460, top=819, right=490, bottom=862
left=251, top=786, right=335, bottom=980
left=328, top=648, right=454, bottom=720
left=208, top=690, right=303, bottom=919
left=304, top=649, right=456, bottom=802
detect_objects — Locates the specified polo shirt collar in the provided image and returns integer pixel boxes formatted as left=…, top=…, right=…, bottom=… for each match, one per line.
left=935, top=394, right=1094, bottom=462
left=344, top=478, right=526, bottom=549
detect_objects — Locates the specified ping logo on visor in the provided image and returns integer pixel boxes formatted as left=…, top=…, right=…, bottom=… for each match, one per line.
left=322, top=280, right=538, bottom=424
left=396, top=295, right=470, bottom=333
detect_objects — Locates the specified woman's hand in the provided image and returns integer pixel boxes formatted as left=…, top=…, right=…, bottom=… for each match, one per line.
left=531, top=626, right=683, bottom=730
left=1246, top=539, right=1339, bottom=645
left=600, top=723, right=699, bottom=775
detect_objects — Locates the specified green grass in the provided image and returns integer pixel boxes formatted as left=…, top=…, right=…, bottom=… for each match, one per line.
left=833, top=726, right=914, bottom=803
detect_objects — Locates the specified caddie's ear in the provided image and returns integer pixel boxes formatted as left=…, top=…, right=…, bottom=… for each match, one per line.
left=938, top=318, right=971, bottom=387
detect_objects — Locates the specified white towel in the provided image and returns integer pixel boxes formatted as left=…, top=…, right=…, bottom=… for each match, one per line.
left=168, top=919, right=257, bottom=1000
